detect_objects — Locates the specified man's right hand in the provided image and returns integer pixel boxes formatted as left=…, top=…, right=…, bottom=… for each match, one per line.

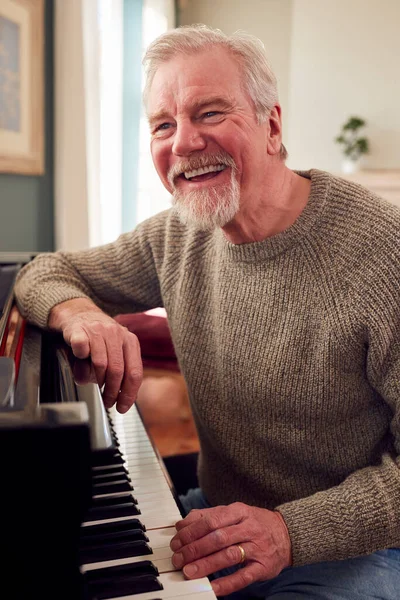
left=49, top=298, right=143, bottom=413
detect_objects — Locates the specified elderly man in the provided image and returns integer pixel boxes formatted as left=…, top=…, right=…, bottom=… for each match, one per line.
left=15, top=24, right=400, bottom=600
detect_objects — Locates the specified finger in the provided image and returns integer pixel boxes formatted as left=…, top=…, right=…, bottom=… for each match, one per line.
left=116, top=333, right=143, bottom=414
left=174, top=509, right=203, bottom=533
left=180, top=543, right=251, bottom=580
left=211, top=563, right=263, bottom=598
left=102, top=332, right=125, bottom=409
left=68, top=329, right=90, bottom=359
left=172, top=504, right=245, bottom=547
left=172, top=523, right=250, bottom=566
left=87, top=333, right=108, bottom=390
left=72, top=358, right=96, bottom=385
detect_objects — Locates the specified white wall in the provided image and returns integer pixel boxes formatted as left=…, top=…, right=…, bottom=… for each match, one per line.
left=178, top=0, right=400, bottom=172
left=287, top=0, right=400, bottom=171
left=178, top=0, right=293, bottom=150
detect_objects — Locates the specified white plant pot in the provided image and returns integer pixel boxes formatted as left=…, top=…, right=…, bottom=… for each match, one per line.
left=341, top=158, right=361, bottom=174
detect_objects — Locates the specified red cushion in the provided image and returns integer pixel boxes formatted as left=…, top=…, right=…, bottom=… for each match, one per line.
left=115, top=311, right=179, bottom=371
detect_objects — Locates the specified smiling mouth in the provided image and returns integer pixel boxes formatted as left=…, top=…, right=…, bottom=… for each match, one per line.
left=180, top=164, right=227, bottom=183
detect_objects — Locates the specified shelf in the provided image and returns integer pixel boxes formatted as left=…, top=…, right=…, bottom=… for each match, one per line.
left=336, top=169, right=400, bottom=208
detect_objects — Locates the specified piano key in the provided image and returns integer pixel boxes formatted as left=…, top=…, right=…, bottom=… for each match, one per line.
left=87, top=498, right=140, bottom=521
left=92, top=480, right=134, bottom=495
left=133, top=479, right=172, bottom=494
left=80, top=528, right=149, bottom=547
left=82, top=405, right=217, bottom=599
left=92, top=464, right=130, bottom=476
left=80, top=538, right=152, bottom=564
left=83, top=507, right=181, bottom=530
left=81, top=545, right=175, bottom=573
left=92, top=452, right=125, bottom=467
left=84, top=559, right=159, bottom=580
left=86, top=573, right=163, bottom=599
left=123, top=465, right=166, bottom=477
left=81, top=518, right=146, bottom=537
left=93, top=471, right=131, bottom=483
left=91, top=493, right=138, bottom=507
left=100, top=572, right=216, bottom=600
left=120, top=456, right=160, bottom=468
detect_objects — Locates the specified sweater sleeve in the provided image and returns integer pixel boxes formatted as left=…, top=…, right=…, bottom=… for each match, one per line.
left=276, top=244, right=400, bottom=567
left=14, top=216, right=166, bottom=328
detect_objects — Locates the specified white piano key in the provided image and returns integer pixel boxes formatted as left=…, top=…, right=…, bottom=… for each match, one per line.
left=118, top=448, right=157, bottom=459
left=146, top=526, right=176, bottom=548
left=120, top=456, right=159, bottom=467
left=123, top=465, right=164, bottom=477
left=92, top=489, right=173, bottom=502
left=133, top=479, right=172, bottom=494
left=83, top=511, right=180, bottom=530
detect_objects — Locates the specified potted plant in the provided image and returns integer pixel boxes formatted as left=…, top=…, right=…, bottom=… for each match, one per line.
left=335, top=116, right=370, bottom=174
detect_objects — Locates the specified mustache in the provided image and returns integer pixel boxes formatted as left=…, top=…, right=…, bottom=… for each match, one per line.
left=167, top=152, right=236, bottom=188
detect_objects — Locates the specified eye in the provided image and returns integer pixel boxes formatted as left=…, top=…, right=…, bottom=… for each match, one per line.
left=203, top=111, right=220, bottom=119
left=155, top=122, right=171, bottom=132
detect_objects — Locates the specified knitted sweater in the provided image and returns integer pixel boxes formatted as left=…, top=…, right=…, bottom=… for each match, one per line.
left=15, top=169, right=400, bottom=567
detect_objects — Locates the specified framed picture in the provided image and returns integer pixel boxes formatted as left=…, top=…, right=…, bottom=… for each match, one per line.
left=0, top=0, right=44, bottom=175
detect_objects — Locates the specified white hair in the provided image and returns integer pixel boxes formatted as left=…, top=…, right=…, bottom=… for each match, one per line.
left=142, top=24, right=287, bottom=159
left=171, top=164, right=240, bottom=230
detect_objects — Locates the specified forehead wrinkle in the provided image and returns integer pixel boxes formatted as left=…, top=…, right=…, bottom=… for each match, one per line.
left=185, top=95, right=236, bottom=112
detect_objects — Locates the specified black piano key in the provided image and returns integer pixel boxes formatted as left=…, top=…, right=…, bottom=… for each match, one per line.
left=86, top=575, right=162, bottom=599
left=84, top=559, right=158, bottom=581
left=92, top=471, right=131, bottom=484
left=81, top=518, right=146, bottom=537
left=84, top=562, right=162, bottom=600
left=80, top=528, right=149, bottom=547
left=87, top=505, right=140, bottom=520
left=91, top=449, right=124, bottom=467
left=92, top=480, right=133, bottom=495
left=92, top=494, right=138, bottom=508
left=80, top=539, right=152, bottom=563
left=88, top=495, right=140, bottom=520
left=92, top=465, right=129, bottom=478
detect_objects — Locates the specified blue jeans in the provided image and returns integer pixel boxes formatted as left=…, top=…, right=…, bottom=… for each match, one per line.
left=180, top=488, right=400, bottom=600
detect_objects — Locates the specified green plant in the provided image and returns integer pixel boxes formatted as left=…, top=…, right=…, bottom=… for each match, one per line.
left=335, top=116, right=370, bottom=161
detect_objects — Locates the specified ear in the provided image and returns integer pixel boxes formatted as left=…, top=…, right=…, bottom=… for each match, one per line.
left=266, top=105, right=283, bottom=156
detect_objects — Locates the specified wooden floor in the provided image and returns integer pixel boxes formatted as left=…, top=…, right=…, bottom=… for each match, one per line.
left=136, top=368, right=200, bottom=458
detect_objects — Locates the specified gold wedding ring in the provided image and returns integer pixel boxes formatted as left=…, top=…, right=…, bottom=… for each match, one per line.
left=237, top=544, right=246, bottom=564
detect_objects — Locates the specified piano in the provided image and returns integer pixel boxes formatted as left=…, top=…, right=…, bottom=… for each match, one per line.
left=0, top=253, right=217, bottom=600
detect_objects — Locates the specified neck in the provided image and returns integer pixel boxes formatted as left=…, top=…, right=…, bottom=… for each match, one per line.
left=221, top=166, right=311, bottom=244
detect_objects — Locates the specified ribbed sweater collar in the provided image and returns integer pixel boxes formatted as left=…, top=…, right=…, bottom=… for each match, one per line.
left=216, top=169, right=331, bottom=263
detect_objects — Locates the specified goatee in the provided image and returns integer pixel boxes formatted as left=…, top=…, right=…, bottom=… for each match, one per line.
left=169, top=153, right=239, bottom=230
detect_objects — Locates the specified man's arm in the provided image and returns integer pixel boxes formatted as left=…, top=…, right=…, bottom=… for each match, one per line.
left=15, top=222, right=165, bottom=412
left=49, top=298, right=143, bottom=413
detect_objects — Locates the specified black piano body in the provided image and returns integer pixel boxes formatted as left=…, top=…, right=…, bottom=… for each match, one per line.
left=0, top=253, right=217, bottom=600
left=0, top=253, right=112, bottom=598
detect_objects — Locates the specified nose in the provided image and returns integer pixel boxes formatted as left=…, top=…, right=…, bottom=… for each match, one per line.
left=172, top=119, right=206, bottom=156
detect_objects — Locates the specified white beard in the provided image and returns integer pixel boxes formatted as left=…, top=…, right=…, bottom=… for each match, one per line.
left=171, top=169, right=240, bottom=231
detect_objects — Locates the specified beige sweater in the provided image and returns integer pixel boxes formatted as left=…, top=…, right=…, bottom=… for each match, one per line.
left=15, top=169, right=400, bottom=567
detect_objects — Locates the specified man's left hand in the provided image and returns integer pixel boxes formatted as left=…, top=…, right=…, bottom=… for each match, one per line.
left=170, top=502, right=292, bottom=597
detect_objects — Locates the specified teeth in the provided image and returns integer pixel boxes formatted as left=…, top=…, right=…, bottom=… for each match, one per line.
left=184, top=164, right=226, bottom=180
